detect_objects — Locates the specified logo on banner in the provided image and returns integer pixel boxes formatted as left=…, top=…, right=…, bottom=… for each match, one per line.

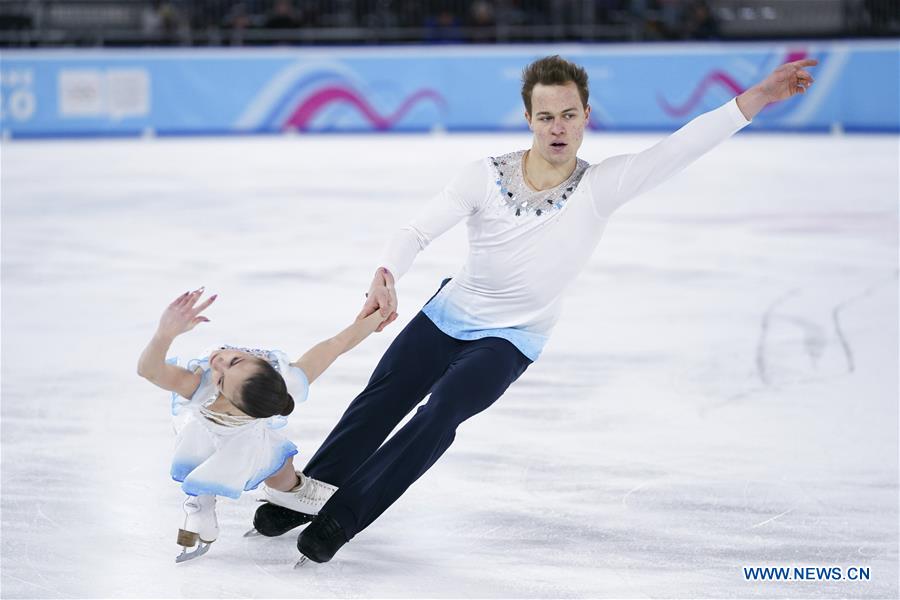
left=58, top=69, right=150, bottom=120
left=1, top=68, right=36, bottom=123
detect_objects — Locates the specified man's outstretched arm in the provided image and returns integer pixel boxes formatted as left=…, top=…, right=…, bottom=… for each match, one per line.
left=589, top=58, right=818, bottom=216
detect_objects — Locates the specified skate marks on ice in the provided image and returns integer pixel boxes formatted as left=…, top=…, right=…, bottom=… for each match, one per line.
left=755, top=274, right=896, bottom=387
left=757, top=288, right=837, bottom=385
left=2, top=495, right=71, bottom=599
left=672, top=271, right=898, bottom=417
left=466, top=456, right=894, bottom=597
left=238, top=515, right=353, bottom=595
left=240, top=529, right=312, bottom=589
left=1, top=374, right=111, bottom=599
left=674, top=282, right=868, bottom=412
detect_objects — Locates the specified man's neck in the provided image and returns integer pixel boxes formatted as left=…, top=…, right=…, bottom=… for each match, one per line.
left=523, top=149, right=577, bottom=192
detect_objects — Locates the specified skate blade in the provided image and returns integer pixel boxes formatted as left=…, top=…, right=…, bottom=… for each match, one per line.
left=243, top=528, right=261, bottom=537
left=293, top=555, right=310, bottom=569
left=175, top=541, right=212, bottom=563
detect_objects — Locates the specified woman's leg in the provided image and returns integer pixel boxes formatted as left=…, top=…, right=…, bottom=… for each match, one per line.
left=264, top=456, right=300, bottom=491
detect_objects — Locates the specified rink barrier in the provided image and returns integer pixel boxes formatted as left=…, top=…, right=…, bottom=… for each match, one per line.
left=1, top=41, right=896, bottom=138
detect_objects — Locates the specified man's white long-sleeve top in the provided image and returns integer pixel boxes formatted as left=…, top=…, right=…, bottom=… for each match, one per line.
left=380, top=99, right=751, bottom=360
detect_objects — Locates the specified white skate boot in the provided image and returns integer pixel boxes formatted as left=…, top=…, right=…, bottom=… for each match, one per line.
left=263, top=472, right=337, bottom=516
left=176, top=495, right=218, bottom=563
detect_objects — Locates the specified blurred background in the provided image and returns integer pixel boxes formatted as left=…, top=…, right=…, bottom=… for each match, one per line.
left=0, top=1, right=898, bottom=139
left=0, top=0, right=898, bottom=46
left=0, top=1, right=897, bottom=137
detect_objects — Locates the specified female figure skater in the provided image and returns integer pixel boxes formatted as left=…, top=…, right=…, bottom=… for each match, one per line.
left=137, top=286, right=387, bottom=562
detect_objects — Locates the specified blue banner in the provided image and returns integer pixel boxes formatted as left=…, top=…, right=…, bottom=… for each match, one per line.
left=1, top=42, right=896, bottom=137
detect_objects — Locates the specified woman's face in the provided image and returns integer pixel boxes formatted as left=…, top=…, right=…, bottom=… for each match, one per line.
left=208, top=349, right=262, bottom=407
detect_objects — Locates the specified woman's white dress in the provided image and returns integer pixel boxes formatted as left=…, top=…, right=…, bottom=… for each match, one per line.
left=165, top=344, right=309, bottom=499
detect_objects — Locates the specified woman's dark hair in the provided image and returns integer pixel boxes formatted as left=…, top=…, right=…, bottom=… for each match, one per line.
left=237, top=358, right=295, bottom=418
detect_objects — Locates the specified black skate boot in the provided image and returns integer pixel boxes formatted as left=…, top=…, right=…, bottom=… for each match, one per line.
left=250, top=502, right=313, bottom=537
left=295, top=514, right=348, bottom=565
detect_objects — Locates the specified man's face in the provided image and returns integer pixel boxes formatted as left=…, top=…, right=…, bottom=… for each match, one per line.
left=526, top=82, right=591, bottom=167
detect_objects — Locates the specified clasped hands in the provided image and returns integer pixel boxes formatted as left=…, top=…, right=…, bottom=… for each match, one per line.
left=358, top=267, right=398, bottom=333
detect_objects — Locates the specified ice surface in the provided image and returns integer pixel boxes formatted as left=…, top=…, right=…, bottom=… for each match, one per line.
left=1, top=130, right=897, bottom=598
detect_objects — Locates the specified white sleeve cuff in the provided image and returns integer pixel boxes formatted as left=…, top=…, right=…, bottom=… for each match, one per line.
left=726, top=97, right=752, bottom=127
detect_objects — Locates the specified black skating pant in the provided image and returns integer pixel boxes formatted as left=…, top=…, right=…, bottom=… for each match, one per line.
left=303, top=286, right=532, bottom=540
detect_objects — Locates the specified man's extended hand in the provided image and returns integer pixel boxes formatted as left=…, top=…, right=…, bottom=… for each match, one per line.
left=357, top=267, right=398, bottom=332
left=758, top=58, right=818, bottom=102
left=737, top=58, right=818, bottom=120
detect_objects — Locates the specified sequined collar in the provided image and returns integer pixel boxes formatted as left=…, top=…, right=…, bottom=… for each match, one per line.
left=490, top=150, right=589, bottom=217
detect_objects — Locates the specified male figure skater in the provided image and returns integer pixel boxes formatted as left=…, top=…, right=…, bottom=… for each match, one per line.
left=256, top=54, right=817, bottom=564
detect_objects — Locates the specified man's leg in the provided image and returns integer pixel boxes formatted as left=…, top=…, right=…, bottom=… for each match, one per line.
left=303, top=311, right=461, bottom=487
left=320, top=336, right=532, bottom=540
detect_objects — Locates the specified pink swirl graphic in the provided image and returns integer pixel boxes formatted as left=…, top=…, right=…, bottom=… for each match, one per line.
left=659, top=51, right=809, bottom=117
left=658, top=71, right=745, bottom=117
left=283, top=86, right=446, bottom=130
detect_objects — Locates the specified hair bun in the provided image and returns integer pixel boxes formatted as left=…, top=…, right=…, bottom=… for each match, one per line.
left=279, top=394, right=295, bottom=417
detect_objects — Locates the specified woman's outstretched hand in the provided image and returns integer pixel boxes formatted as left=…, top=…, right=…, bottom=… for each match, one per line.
left=156, top=287, right=217, bottom=340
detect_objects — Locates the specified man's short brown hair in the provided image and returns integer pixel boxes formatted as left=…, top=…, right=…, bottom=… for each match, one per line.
left=521, top=55, right=589, bottom=115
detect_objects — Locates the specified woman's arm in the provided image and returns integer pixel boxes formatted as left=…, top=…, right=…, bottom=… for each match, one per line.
left=291, top=311, right=385, bottom=385
left=137, top=332, right=201, bottom=398
left=137, top=288, right=215, bottom=398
